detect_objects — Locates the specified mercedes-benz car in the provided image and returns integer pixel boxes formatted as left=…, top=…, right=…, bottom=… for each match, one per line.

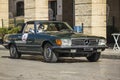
left=3, top=20, right=107, bottom=62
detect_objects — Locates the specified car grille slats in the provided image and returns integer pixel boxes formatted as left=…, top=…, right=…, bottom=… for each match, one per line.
left=72, top=38, right=98, bottom=46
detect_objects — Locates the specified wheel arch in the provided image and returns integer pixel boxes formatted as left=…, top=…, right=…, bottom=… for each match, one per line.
left=41, top=40, right=53, bottom=49
left=8, top=42, right=16, bottom=49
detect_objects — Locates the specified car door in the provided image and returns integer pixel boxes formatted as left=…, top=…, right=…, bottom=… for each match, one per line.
left=16, top=22, right=39, bottom=53
left=15, top=23, right=27, bottom=51
left=28, top=22, right=45, bottom=53
left=23, top=22, right=40, bottom=52
left=25, top=33, right=40, bottom=52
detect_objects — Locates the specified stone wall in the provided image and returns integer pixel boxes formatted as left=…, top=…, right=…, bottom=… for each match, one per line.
left=75, top=0, right=106, bottom=38
left=0, top=0, right=9, bottom=27
left=9, top=0, right=15, bottom=18
left=24, top=0, right=35, bottom=21
left=25, top=0, right=48, bottom=22
left=35, top=0, right=48, bottom=20
left=9, top=0, right=24, bottom=17
left=75, top=0, right=92, bottom=34
left=91, top=0, right=106, bottom=38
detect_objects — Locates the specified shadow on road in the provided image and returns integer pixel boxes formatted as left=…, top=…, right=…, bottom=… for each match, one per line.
left=58, top=58, right=89, bottom=63
left=1, top=56, right=10, bottom=58
left=1, top=55, right=93, bottom=63
left=0, top=48, right=7, bottom=50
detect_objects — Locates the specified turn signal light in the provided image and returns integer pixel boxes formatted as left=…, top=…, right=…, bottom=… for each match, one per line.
left=56, top=39, right=62, bottom=46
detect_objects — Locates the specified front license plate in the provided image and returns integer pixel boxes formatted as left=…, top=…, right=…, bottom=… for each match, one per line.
left=84, top=48, right=93, bottom=51
left=70, top=49, right=76, bottom=53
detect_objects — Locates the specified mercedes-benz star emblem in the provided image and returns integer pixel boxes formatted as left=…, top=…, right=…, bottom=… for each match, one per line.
left=84, top=40, right=89, bottom=45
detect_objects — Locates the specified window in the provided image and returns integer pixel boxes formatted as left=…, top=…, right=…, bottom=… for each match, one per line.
left=48, top=1, right=57, bottom=20
left=24, top=24, right=34, bottom=33
left=35, top=22, right=72, bottom=32
left=16, top=1, right=24, bottom=16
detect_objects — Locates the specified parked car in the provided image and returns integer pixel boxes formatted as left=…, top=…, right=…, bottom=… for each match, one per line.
left=3, top=20, right=107, bottom=62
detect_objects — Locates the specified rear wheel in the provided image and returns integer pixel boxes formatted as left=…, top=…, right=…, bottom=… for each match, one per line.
left=9, top=44, right=21, bottom=59
left=86, top=52, right=101, bottom=62
left=43, top=43, right=58, bottom=63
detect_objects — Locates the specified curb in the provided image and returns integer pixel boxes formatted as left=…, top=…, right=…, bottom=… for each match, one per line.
left=101, top=54, right=120, bottom=59
left=101, top=49, right=120, bottom=59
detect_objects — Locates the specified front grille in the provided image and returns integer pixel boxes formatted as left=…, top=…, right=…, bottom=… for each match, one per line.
left=72, top=38, right=98, bottom=46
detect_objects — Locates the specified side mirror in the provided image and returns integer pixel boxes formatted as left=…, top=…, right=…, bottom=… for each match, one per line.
left=73, top=26, right=83, bottom=33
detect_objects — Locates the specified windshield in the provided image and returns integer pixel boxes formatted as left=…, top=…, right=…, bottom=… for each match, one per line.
left=36, top=22, right=73, bottom=32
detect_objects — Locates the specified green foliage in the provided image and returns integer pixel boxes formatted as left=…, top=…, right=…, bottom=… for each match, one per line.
left=0, top=27, right=21, bottom=40
left=0, top=28, right=8, bottom=39
left=8, top=27, right=21, bottom=34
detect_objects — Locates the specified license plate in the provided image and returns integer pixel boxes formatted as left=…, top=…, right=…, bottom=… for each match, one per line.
left=70, top=49, right=76, bottom=53
left=84, top=48, right=93, bottom=51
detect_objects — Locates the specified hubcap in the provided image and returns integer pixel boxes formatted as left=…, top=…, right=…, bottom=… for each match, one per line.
left=10, top=46, right=16, bottom=57
left=45, top=47, right=52, bottom=59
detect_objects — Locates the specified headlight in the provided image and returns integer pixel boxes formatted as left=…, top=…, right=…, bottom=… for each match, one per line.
left=98, top=39, right=106, bottom=45
left=56, top=39, right=71, bottom=46
left=61, top=39, right=71, bottom=46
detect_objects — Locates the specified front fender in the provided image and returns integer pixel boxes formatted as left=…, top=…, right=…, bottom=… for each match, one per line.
left=41, top=40, right=55, bottom=48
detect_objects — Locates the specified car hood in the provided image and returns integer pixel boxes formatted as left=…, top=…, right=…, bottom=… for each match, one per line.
left=45, top=32, right=105, bottom=39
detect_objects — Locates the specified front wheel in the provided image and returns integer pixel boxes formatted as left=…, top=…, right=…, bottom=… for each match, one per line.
left=86, top=52, right=101, bottom=62
left=43, top=43, right=58, bottom=63
left=9, top=44, right=21, bottom=59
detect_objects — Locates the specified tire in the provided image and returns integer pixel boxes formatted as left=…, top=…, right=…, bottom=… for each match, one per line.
left=43, top=43, right=58, bottom=63
left=86, top=52, right=101, bottom=62
left=9, top=44, right=21, bottom=59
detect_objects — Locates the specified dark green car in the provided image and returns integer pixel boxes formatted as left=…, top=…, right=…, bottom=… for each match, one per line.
left=3, top=20, right=107, bottom=62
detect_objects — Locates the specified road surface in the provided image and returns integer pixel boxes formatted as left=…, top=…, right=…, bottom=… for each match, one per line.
left=0, top=45, right=120, bottom=80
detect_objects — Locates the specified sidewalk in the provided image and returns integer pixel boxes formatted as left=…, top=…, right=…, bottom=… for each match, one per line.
left=101, top=48, right=120, bottom=59
left=0, top=45, right=120, bottom=59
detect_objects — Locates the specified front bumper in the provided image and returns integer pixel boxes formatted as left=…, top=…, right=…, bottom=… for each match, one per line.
left=52, top=45, right=107, bottom=57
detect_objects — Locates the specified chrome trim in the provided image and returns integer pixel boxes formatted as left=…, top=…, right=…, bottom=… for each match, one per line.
left=52, top=45, right=107, bottom=49
left=18, top=50, right=42, bottom=54
left=71, top=38, right=99, bottom=46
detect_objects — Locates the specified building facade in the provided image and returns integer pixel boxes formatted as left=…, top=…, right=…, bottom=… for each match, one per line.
left=9, top=0, right=24, bottom=18
left=0, top=0, right=120, bottom=42
left=0, top=0, right=9, bottom=27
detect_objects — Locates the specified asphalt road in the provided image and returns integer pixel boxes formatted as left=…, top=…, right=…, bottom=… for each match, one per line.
left=0, top=46, right=120, bottom=80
